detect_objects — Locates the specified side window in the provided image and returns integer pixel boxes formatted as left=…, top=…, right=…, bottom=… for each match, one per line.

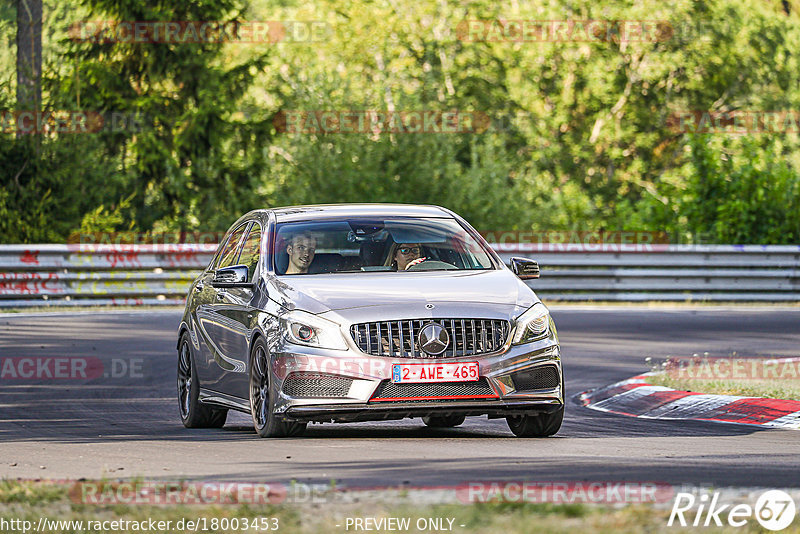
left=216, top=223, right=249, bottom=269
left=237, top=223, right=262, bottom=282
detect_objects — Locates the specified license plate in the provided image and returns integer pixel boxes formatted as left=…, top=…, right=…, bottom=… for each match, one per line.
left=392, top=362, right=479, bottom=383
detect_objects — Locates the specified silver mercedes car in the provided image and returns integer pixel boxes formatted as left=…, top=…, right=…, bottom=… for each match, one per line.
left=177, top=204, right=563, bottom=438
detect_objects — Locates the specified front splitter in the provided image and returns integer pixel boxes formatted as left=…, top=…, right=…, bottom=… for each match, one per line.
left=282, top=398, right=563, bottom=423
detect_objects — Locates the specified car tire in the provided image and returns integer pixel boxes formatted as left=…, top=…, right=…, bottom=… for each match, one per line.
left=506, top=405, right=564, bottom=437
left=178, top=333, right=228, bottom=429
left=249, top=337, right=307, bottom=438
left=506, top=374, right=565, bottom=437
left=422, top=415, right=466, bottom=427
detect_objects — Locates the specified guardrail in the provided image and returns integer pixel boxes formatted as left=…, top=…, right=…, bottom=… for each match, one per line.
left=0, top=244, right=213, bottom=308
left=494, top=244, right=800, bottom=301
left=1, top=244, right=798, bottom=307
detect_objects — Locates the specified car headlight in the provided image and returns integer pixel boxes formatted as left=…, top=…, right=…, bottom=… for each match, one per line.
left=283, top=310, right=348, bottom=351
left=512, top=303, right=551, bottom=345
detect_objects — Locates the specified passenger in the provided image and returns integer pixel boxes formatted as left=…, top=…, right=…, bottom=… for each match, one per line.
left=285, top=232, right=317, bottom=274
left=393, top=243, right=426, bottom=270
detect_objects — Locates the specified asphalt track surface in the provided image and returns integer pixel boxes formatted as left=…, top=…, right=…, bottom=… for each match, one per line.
left=1, top=307, right=799, bottom=488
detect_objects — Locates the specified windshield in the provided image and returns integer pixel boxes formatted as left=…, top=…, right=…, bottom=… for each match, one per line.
left=274, top=217, right=495, bottom=275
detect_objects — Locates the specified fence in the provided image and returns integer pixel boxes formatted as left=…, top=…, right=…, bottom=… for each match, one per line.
left=1, top=244, right=799, bottom=307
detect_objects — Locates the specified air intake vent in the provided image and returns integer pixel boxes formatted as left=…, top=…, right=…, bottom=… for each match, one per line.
left=511, top=366, right=560, bottom=391
left=351, top=319, right=510, bottom=358
left=283, top=372, right=353, bottom=398
left=370, top=378, right=497, bottom=402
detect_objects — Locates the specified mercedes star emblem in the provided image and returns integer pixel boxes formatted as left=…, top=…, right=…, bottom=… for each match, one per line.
left=418, top=323, right=450, bottom=356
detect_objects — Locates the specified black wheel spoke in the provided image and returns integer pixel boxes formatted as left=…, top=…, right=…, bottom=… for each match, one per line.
left=177, top=334, right=228, bottom=429
left=177, top=342, right=192, bottom=419
left=250, top=346, right=270, bottom=428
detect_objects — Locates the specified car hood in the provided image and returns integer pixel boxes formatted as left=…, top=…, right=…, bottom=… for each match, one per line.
left=266, top=269, right=537, bottom=319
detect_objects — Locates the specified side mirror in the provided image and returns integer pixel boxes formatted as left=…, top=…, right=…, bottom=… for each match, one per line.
left=212, top=265, right=252, bottom=288
left=509, top=257, right=540, bottom=280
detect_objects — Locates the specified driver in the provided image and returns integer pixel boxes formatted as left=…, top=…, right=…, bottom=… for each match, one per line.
left=393, top=243, right=426, bottom=270
left=285, top=232, right=317, bottom=274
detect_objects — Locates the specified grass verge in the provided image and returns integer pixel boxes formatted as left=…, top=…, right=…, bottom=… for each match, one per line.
left=647, top=356, right=800, bottom=400
left=648, top=374, right=800, bottom=400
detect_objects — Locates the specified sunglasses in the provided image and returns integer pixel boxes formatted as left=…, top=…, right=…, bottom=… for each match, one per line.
left=398, top=247, right=421, bottom=255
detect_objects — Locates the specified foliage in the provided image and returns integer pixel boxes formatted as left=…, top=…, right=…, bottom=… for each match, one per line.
left=0, top=135, right=123, bottom=242
left=2, top=0, right=800, bottom=242
left=78, top=193, right=135, bottom=234
left=683, top=135, right=800, bottom=243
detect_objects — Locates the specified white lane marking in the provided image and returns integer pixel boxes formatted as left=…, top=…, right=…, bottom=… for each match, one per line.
left=579, top=374, right=653, bottom=403
left=640, top=394, right=743, bottom=419
left=763, top=410, right=800, bottom=430
left=583, top=373, right=800, bottom=429
left=589, top=385, right=673, bottom=412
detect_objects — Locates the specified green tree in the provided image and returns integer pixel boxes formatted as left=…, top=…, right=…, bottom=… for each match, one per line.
left=683, top=135, right=800, bottom=243
left=51, top=0, right=275, bottom=232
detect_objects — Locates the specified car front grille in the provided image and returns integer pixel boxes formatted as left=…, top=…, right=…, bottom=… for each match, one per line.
left=369, top=378, right=497, bottom=402
left=511, top=366, right=561, bottom=391
left=282, top=372, right=353, bottom=398
left=350, top=319, right=510, bottom=358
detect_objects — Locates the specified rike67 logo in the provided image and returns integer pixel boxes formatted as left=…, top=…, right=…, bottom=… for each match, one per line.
left=669, top=490, right=796, bottom=531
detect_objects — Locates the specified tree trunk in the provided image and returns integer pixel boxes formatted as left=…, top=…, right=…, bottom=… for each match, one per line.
left=16, top=0, right=42, bottom=137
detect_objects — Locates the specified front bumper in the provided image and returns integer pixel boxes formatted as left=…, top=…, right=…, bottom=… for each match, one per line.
left=271, top=330, right=563, bottom=423
left=285, top=399, right=563, bottom=423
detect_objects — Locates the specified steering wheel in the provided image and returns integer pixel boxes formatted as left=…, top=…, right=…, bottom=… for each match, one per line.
left=406, top=259, right=458, bottom=271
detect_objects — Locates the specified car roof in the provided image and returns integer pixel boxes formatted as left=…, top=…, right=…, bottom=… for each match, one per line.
left=267, top=203, right=454, bottom=223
